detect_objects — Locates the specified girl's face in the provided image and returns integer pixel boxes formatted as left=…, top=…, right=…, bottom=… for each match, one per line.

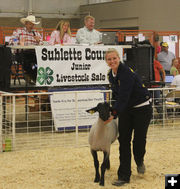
left=106, top=52, right=120, bottom=72
left=173, top=59, right=179, bottom=67
left=62, top=23, right=69, bottom=33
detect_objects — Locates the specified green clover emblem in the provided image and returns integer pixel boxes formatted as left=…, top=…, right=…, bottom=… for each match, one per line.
left=37, top=67, right=54, bottom=85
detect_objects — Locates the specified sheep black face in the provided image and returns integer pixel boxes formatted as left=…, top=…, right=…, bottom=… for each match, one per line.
left=97, top=102, right=111, bottom=121
left=86, top=102, right=111, bottom=121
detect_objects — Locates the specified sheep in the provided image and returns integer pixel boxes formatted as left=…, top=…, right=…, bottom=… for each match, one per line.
left=86, top=102, right=118, bottom=186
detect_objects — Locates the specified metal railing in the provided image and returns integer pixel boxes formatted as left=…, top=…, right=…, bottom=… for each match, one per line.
left=1, top=87, right=180, bottom=152
left=0, top=89, right=111, bottom=152
left=1, top=27, right=180, bottom=57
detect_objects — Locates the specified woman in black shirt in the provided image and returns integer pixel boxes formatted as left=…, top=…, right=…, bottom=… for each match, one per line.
left=105, top=48, right=152, bottom=186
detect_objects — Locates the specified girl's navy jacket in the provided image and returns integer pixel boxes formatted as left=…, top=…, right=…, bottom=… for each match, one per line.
left=108, top=62, right=151, bottom=114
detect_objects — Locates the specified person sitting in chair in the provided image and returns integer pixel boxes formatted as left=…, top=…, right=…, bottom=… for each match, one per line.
left=9, top=15, right=43, bottom=85
left=49, top=20, right=72, bottom=45
left=76, top=15, right=102, bottom=45
left=171, top=74, right=180, bottom=87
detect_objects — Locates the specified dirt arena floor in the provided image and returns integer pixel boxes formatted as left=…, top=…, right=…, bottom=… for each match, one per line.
left=0, top=137, right=180, bottom=189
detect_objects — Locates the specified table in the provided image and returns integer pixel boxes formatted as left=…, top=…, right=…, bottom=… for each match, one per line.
left=9, top=45, right=35, bottom=50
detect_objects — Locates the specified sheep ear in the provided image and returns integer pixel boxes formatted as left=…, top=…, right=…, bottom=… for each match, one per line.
left=86, top=107, right=98, bottom=114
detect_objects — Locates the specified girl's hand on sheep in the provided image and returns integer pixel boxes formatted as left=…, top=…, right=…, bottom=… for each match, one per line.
left=104, top=115, right=114, bottom=125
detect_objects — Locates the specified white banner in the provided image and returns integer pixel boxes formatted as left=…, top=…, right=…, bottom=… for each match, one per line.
left=35, top=45, right=123, bottom=86
left=50, top=90, right=106, bottom=131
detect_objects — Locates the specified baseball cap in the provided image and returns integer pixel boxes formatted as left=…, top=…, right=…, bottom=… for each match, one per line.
left=161, top=42, right=168, bottom=47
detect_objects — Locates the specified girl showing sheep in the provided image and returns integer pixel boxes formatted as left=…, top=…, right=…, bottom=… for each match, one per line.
left=105, top=48, right=152, bottom=187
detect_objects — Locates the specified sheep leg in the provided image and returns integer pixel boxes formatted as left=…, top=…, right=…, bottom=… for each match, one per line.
left=91, top=150, right=100, bottom=183
left=99, top=151, right=109, bottom=186
left=106, top=157, right=110, bottom=170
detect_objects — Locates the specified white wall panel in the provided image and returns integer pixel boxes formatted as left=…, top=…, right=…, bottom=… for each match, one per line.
left=0, top=0, right=27, bottom=17
left=0, top=0, right=86, bottom=18
left=0, top=0, right=26, bottom=10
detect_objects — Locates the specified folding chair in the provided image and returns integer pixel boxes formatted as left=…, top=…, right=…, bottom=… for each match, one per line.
left=165, top=90, right=180, bottom=118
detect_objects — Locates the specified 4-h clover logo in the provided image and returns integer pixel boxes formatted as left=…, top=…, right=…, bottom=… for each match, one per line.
left=37, top=67, right=54, bottom=85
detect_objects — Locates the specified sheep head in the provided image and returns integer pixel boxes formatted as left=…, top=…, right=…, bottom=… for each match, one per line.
left=86, top=102, right=111, bottom=121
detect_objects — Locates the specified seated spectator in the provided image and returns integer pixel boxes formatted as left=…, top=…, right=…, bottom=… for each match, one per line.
left=9, top=15, right=42, bottom=46
left=170, top=58, right=179, bottom=76
left=171, top=74, right=180, bottom=87
left=177, top=58, right=180, bottom=73
left=9, top=15, right=43, bottom=85
left=153, top=59, right=166, bottom=116
left=76, top=15, right=102, bottom=45
left=49, top=20, right=72, bottom=45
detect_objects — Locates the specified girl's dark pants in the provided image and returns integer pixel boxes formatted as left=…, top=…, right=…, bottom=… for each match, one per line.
left=117, top=104, right=152, bottom=181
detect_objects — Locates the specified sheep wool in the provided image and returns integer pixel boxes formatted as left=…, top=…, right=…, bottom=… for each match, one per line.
left=89, top=118, right=118, bottom=154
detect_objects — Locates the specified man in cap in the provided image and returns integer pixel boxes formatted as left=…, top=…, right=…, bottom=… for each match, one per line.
left=157, top=42, right=176, bottom=75
left=9, top=15, right=43, bottom=84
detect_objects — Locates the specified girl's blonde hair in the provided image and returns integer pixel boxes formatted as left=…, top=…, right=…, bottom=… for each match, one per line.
left=55, top=20, right=72, bottom=40
left=105, top=48, right=120, bottom=60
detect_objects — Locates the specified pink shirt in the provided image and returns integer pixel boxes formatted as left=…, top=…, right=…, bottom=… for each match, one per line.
left=49, top=30, right=72, bottom=45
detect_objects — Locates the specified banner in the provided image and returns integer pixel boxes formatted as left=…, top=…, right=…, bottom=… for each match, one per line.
left=35, top=45, right=123, bottom=86
left=50, top=90, right=106, bottom=131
